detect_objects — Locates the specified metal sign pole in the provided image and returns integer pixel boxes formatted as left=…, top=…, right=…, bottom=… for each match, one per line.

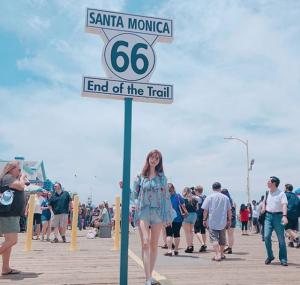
left=83, top=10, right=173, bottom=284
left=120, top=97, right=132, bottom=285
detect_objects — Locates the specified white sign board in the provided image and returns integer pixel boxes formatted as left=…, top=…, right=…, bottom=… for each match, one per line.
left=82, top=9, right=173, bottom=104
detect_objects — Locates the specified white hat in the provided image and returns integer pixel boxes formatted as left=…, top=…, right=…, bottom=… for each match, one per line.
left=0, top=190, right=14, bottom=206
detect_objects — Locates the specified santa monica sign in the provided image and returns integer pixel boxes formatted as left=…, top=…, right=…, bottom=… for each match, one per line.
left=82, top=8, right=173, bottom=103
left=86, top=9, right=172, bottom=37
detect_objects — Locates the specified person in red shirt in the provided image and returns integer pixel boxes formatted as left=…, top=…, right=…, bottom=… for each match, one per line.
left=240, top=204, right=249, bottom=235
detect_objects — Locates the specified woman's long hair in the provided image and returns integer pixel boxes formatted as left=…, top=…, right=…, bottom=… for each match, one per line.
left=182, top=187, right=195, bottom=202
left=0, top=160, right=19, bottom=179
left=221, top=188, right=233, bottom=207
left=141, top=149, right=164, bottom=177
left=240, top=204, right=246, bottom=211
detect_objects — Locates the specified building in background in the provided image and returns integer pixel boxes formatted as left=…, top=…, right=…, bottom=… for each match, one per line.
left=0, top=156, right=51, bottom=191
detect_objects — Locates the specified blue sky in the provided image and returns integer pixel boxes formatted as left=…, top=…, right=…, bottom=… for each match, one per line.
left=1, top=0, right=300, bottom=206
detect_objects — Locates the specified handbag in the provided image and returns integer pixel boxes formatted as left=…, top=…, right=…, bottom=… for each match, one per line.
left=0, top=177, right=14, bottom=213
left=0, top=188, right=14, bottom=213
left=177, top=194, right=188, bottom=217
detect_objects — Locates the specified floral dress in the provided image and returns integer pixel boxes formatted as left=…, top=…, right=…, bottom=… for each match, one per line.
left=132, top=173, right=176, bottom=225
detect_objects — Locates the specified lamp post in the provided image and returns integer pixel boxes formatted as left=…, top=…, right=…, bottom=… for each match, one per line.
left=224, top=136, right=254, bottom=203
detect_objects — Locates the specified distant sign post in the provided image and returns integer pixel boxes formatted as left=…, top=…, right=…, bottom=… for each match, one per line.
left=83, top=8, right=173, bottom=285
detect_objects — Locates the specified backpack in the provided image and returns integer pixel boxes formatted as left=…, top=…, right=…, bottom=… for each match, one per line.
left=196, top=195, right=206, bottom=217
left=286, top=192, right=300, bottom=218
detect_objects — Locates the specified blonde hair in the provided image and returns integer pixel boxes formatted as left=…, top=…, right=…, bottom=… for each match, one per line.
left=195, top=185, right=203, bottom=194
left=182, top=187, right=191, bottom=198
left=0, top=160, right=20, bottom=179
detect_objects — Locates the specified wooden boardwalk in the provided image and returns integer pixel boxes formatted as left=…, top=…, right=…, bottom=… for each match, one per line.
left=0, top=229, right=299, bottom=285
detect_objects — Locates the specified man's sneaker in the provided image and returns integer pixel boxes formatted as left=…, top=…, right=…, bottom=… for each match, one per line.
left=62, top=236, right=66, bottom=243
left=280, top=261, right=288, bottom=266
left=265, top=257, right=275, bottom=265
left=199, top=245, right=207, bottom=252
left=51, top=238, right=59, bottom=243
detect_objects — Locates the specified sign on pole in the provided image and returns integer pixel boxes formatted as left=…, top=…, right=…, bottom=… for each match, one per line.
left=82, top=9, right=173, bottom=103
left=82, top=8, right=173, bottom=285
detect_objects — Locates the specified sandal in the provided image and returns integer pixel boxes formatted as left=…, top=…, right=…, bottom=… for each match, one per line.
left=211, top=257, right=221, bottom=262
left=1, top=269, right=21, bottom=276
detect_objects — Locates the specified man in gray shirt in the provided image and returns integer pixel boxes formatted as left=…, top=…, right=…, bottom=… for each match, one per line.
left=202, top=182, right=232, bottom=261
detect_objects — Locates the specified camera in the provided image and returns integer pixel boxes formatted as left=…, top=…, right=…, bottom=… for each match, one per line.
left=190, top=186, right=195, bottom=195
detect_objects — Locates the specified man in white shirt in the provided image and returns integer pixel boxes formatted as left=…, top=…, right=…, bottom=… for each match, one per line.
left=262, top=176, right=288, bottom=266
left=202, top=182, right=232, bottom=262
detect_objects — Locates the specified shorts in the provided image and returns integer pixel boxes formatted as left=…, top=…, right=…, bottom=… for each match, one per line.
left=33, top=213, right=42, bottom=225
left=139, top=207, right=163, bottom=225
left=209, top=228, right=226, bottom=246
left=41, top=215, right=51, bottom=223
left=285, top=218, right=299, bottom=231
left=183, top=212, right=197, bottom=224
left=166, top=222, right=182, bottom=238
left=231, top=216, right=237, bottom=228
left=0, top=216, right=20, bottom=234
left=252, top=217, right=259, bottom=226
left=194, top=218, right=206, bottom=234
left=42, top=219, right=51, bottom=225
left=51, top=214, right=68, bottom=228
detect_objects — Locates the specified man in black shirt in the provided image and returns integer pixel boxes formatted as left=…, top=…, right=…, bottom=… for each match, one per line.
left=49, top=182, right=71, bottom=243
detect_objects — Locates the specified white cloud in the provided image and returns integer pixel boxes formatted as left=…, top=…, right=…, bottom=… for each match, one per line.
left=1, top=0, right=300, bottom=206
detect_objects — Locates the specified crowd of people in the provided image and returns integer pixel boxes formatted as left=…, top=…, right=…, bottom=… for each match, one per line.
left=124, top=150, right=300, bottom=285
left=1, top=156, right=300, bottom=283
left=24, top=189, right=114, bottom=241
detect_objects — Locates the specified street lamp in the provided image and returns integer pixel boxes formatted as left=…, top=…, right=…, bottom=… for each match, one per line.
left=224, top=136, right=255, bottom=203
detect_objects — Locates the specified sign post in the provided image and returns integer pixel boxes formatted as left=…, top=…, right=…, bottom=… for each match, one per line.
left=120, top=97, right=132, bottom=283
left=82, top=8, right=173, bottom=285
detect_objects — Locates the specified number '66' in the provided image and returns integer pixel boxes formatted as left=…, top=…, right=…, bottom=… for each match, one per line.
left=111, top=40, right=149, bottom=75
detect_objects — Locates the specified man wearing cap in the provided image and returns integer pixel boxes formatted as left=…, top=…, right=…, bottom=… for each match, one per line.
left=262, top=176, right=288, bottom=266
left=48, top=182, right=71, bottom=243
left=201, top=182, right=232, bottom=261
